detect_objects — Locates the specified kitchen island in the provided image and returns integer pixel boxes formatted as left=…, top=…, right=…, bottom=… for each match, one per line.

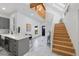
left=0, top=34, right=30, bottom=56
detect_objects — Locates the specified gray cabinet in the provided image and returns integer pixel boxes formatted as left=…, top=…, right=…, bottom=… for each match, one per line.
left=9, top=37, right=29, bottom=56
left=0, top=35, right=5, bottom=47
left=0, top=35, right=1, bottom=46
left=9, top=38, right=18, bottom=55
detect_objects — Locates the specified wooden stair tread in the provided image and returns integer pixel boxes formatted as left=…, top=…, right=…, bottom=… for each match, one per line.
left=53, top=44, right=75, bottom=53
left=55, top=29, right=67, bottom=31
left=54, top=34, right=69, bottom=36
left=54, top=32, right=68, bottom=35
left=53, top=40, right=73, bottom=47
left=55, top=27, right=66, bottom=28
left=53, top=44, right=74, bottom=49
left=54, top=32, right=68, bottom=33
left=52, top=23, right=75, bottom=56
left=54, top=31, right=67, bottom=33
left=54, top=35, right=69, bottom=38
left=54, top=38, right=71, bottom=42
left=54, top=37, right=70, bottom=39
left=54, top=30, right=67, bottom=32
left=53, top=48, right=75, bottom=56
left=53, top=40, right=72, bottom=44
left=55, top=28, right=65, bottom=29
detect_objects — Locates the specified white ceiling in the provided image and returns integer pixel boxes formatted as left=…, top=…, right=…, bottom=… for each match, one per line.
left=0, top=3, right=45, bottom=22
left=0, top=3, right=30, bottom=16
left=44, top=3, right=66, bottom=14
left=0, top=3, right=67, bottom=21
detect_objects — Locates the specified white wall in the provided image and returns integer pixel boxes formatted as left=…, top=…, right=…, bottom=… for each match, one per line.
left=53, top=13, right=62, bottom=24
left=10, top=11, right=55, bottom=39
left=15, top=12, right=42, bottom=38
left=45, top=12, right=53, bottom=33
left=63, top=4, right=79, bottom=55
left=9, top=12, right=17, bottom=34
left=46, top=8, right=63, bottom=24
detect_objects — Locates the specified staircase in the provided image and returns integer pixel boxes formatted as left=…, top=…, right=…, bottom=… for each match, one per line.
left=52, top=23, right=76, bottom=56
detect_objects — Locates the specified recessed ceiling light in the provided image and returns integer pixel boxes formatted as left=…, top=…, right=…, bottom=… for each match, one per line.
left=2, top=7, right=6, bottom=10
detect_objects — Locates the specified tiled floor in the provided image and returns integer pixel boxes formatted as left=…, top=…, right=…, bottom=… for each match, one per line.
left=0, top=46, right=13, bottom=56
left=0, top=34, right=58, bottom=56
left=24, top=35, right=58, bottom=56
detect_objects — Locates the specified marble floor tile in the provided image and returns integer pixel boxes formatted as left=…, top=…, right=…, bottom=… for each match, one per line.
left=24, top=35, right=58, bottom=56
left=0, top=46, right=13, bottom=56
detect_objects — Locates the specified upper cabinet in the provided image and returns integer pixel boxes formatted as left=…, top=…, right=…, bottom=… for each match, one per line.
left=30, top=3, right=46, bottom=19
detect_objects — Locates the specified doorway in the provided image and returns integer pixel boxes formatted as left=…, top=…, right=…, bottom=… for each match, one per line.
left=42, top=26, right=45, bottom=36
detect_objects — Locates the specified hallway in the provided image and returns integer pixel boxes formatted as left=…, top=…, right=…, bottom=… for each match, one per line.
left=0, top=3, right=78, bottom=56
left=24, top=35, right=58, bottom=56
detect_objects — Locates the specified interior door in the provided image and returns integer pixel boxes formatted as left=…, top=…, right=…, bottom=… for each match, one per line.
left=42, top=26, right=45, bottom=36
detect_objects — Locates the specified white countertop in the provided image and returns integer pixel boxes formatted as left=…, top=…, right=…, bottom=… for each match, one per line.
left=0, top=34, right=30, bottom=40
